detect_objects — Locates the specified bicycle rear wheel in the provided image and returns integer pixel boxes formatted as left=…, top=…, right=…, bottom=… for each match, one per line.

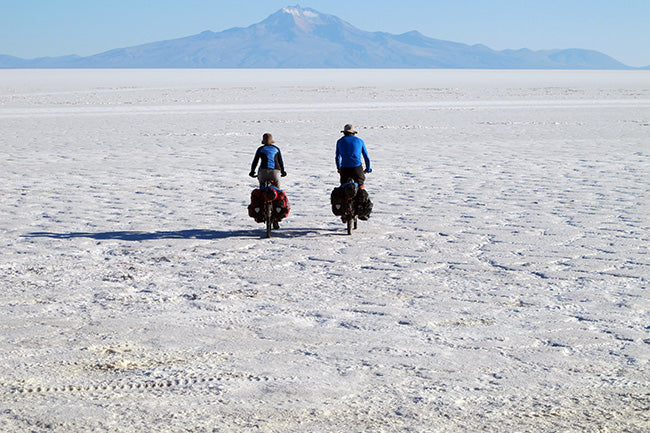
left=265, top=202, right=272, bottom=238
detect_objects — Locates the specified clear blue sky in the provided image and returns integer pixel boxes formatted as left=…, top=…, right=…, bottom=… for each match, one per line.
left=1, top=0, right=649, bottom=67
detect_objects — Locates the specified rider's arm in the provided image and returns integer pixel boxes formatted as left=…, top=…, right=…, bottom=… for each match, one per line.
left=361, top=142, right=371, bottom=172
left=250, top=148, right=261, bottom=174
left=275, top=147, right=286, bottom=173
left=335, top=142, right=342, bottom=170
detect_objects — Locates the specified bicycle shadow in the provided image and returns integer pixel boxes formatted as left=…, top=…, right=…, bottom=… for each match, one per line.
left=23, top=227, right=330, bottom=241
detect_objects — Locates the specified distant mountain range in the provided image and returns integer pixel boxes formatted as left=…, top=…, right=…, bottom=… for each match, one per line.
left=1, top=6, right=642, bottom=69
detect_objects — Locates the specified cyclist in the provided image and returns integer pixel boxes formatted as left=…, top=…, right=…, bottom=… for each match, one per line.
left=335, top=124, right=371, bottom=188
left=249, top=133, right=287, bottom=187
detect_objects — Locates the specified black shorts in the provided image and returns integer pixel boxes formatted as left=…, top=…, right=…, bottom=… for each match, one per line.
left=339, top=165, right=365, bottom=186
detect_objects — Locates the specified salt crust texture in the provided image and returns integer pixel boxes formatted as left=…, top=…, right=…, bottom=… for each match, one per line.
left=0, top=69, right=648, bottom=432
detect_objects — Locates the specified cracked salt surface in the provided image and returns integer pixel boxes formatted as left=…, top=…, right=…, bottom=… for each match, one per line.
left=0, top=69, right=648, bottom=432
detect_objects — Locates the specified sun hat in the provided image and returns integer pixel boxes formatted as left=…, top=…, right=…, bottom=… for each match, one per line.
left=341, top=124, right=357, bottom=134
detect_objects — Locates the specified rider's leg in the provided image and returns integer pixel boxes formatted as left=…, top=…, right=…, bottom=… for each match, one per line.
left=258, top=168, right=281, bottom=188
left=339, top=165, right=365, bottom=187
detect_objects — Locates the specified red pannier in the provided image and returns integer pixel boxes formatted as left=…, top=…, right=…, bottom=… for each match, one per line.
left=248, top=186, right=290, bottom=223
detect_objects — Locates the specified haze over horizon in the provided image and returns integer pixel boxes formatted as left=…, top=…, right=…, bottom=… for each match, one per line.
left=2, top=0, right=649, bottom=67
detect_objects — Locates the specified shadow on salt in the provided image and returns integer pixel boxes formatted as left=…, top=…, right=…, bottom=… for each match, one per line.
left=23, top=228, right=326, bottom=241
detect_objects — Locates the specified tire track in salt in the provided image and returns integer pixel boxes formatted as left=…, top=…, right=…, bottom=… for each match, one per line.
left=3, top=371, right=280, bottom=396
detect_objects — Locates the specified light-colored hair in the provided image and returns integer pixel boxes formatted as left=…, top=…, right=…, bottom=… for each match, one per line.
left=262, top=133, right=274, bottom=145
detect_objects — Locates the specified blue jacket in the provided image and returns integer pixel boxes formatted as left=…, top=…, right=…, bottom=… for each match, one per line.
left=251, top=145, right=285, bottom=172
left=335, top=135, right=371, bottom=171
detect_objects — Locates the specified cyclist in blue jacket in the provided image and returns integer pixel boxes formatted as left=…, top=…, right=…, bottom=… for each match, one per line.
left=250, top=133, right=287, bottom=187
left=335, top=124, right=371, bottom=188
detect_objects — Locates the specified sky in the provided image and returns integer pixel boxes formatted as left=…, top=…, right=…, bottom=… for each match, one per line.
left=1, top=0, right=649, bottom=67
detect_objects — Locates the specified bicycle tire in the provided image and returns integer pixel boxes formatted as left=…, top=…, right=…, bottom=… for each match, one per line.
left=265, top=202, right=272, bottom=238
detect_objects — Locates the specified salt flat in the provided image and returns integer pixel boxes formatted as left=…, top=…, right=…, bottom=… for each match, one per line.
left=0, top=69, right=649, bottom=432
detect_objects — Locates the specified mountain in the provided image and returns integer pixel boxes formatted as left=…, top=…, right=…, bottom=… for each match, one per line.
left=0, top=6, right=633, bottom=69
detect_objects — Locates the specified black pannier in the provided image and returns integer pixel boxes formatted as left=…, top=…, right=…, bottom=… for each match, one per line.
left=330, top=182, right=357, bottom=216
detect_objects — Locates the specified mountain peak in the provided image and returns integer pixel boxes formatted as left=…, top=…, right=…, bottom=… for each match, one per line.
left=258, top=5, right=347, bottom=35
left=281, top=5, right=321, bottom=31
left=281, top=5, right=319, bottom=18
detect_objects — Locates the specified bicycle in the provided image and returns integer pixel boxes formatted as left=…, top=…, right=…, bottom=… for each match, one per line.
left=342, top=188, right=358, bottom=236
left=248, top=180, right=289, bottom=238
left=331, top=181, right=360, bottom=235
left=262, top=183, right=279, bottom=238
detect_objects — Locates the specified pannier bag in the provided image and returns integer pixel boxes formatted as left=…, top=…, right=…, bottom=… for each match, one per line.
left=330, top=182, right=358, bottom=216
left=272, top=189, right=290, bottom=220
left=248, top=186, right=290, bottom=222
left=355, top=188, right=373, bottom=220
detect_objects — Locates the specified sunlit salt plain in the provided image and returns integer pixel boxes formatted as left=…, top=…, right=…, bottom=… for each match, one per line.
left=1, top=69, right=649, bottom=432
